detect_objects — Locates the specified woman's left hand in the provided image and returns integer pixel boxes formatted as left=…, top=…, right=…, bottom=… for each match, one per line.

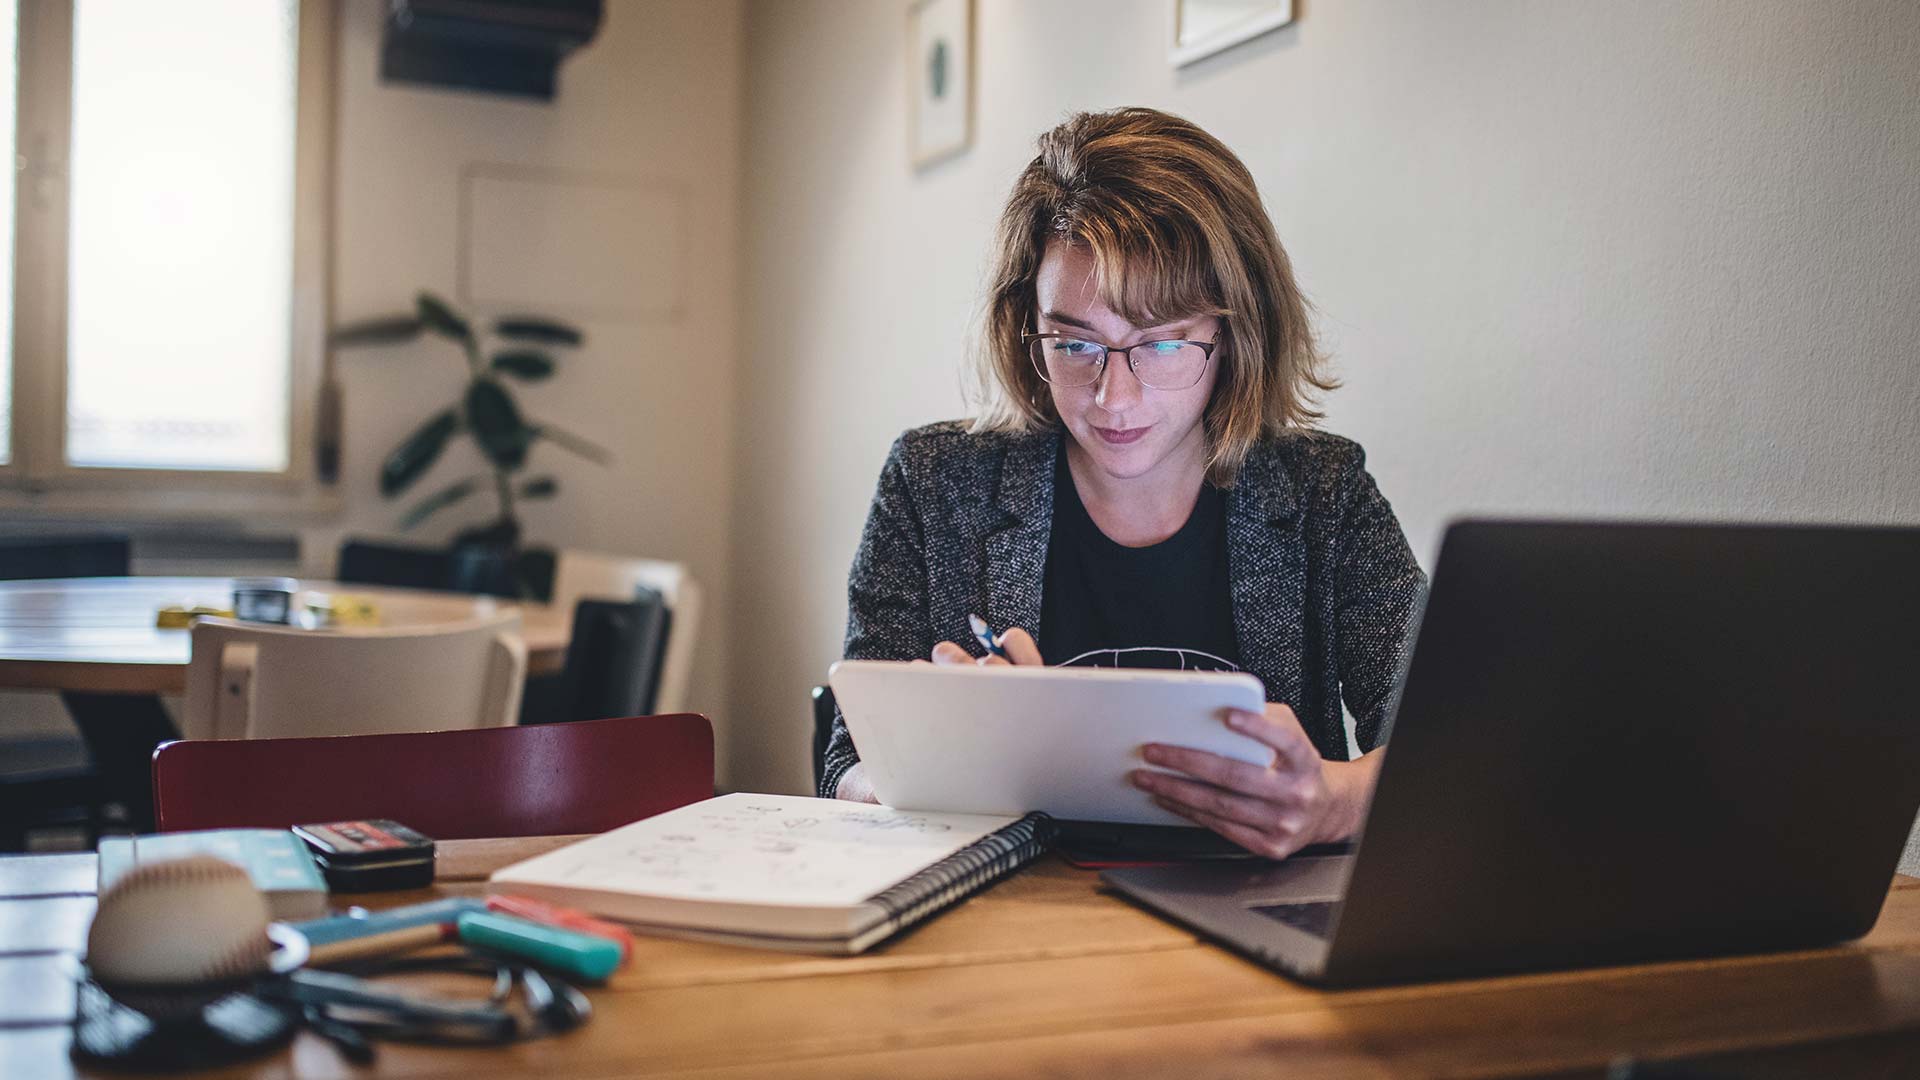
left=1130, top=703, right=1381, bottom=860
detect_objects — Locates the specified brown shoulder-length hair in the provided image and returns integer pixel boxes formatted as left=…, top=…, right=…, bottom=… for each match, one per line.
left=974, top=107, right=1333, bottom=485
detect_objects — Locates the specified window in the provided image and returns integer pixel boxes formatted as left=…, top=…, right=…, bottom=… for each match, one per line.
left=3, top=0, right=331, bottom=504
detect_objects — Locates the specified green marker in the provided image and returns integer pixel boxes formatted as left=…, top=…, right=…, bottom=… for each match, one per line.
left=455, top=910, right=623, bottom=984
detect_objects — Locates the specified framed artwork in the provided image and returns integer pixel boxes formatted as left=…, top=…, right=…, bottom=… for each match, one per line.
left=1170, top=0, right=1295, bottom=67
left=908, top=0, right=974, bottom=168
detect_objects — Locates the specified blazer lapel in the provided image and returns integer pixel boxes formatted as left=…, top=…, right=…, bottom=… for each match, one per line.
left=1226, top=441, right=1304, bottom=704
left=983, top=430, right=1058, bottom=640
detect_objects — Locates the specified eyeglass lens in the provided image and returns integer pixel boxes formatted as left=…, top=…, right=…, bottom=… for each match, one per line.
left=1028, top=336, right=1209, bottom=390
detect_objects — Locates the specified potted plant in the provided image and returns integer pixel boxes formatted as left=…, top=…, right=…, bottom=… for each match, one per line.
left=332, top=292, right=608, bottom=600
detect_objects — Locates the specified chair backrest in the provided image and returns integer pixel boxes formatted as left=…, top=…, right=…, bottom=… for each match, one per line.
left=544, top=593, right=672, bottom=723
left=0, top=536, right=130, bottom=580
left=550, top=550, right=701, bottom=712
left=811, top=684, right=837, bottom=793
left=152, top=713, right=714, bottom=837
left=181, top=612, right=526, bottom=741
left=336, top=539, right=454, bottom=591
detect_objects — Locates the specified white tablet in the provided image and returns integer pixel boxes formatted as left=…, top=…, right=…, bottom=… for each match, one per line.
left=827, top=659, right=1272, bottom=826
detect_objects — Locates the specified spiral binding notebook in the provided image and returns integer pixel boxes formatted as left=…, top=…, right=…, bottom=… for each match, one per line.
left=487, top=793, right=1054, bottom=953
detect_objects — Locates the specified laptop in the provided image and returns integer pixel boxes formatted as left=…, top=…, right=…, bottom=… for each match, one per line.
left=1102, top=520, right=1920, bottom=987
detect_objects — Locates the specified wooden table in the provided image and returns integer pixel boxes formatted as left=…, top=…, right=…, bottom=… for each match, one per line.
left=0, top=578, right=570, bottom=693
left=3, top=840, right=1919, bottom=1078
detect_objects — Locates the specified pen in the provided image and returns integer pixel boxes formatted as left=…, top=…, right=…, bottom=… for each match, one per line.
left=487, top=894, right=633, bottom=964
left=456, top=911, right=623, bottom=984
left=968, top=613, right=1008, bottom=660
left=308, top=922, right=455, bottom=966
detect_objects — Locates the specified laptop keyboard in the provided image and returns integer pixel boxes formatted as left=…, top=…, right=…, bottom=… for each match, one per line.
left=1251, top=900, right=1337, bottom=939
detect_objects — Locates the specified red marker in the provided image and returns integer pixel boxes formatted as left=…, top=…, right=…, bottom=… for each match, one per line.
left=485, top=894, right=633, bottom=965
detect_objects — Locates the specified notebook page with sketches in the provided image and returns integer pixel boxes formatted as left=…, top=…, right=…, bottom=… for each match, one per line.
left=488, top=793, right=1051, bottom=951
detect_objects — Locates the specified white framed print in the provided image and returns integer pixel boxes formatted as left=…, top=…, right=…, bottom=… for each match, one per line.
left=1170, top=0, right=1295, bottom=67
left=908, top=0, right=974, bottom=168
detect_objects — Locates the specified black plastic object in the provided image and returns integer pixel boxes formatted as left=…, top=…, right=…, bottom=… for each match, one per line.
left=71, top=981, right=298, bottom=1070
left=382, top=0, right=603, bottom=101
left=525, top=591, right=670, bottom=725
left=294, top=820, right=437, bottom=892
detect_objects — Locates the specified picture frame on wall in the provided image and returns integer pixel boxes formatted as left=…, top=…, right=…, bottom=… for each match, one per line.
left=1170, top=0, right=1295, bottom=67
left=908, top=0, right=974, bottom=168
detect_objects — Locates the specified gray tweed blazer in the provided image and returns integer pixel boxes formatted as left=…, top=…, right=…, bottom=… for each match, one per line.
left=819, top=420, right=1426, bottom=800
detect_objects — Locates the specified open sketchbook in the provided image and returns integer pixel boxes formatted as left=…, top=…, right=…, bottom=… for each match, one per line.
left=488, top=793, right=1053, bottom=953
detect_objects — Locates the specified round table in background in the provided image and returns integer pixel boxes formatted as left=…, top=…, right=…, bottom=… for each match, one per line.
left=0, top=577, right=569, bottom=694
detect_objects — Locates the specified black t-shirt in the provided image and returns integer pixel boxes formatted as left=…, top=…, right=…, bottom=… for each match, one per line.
left=1038, top=445, right=1241, bottom=673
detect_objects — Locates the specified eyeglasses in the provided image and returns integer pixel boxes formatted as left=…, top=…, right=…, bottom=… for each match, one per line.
left=1022, top=331, right=1216, bottom=390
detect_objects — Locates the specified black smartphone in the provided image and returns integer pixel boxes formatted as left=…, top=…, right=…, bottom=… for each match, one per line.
left=292, top=820, right=437, bottom=891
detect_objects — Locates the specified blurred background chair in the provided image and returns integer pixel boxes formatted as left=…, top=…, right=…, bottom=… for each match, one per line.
left=0, top=535, right=176, bottom=849
left=337, top=541, right=702, bottom=725
left=0, top=536, right=130, bottom=580
left=520, top=550, right=701, bottom=724
left=151, top=712, right=714, bottom=838
left=811, top=684, right=837, bottom=794
left=523, top=593, right=671, bottom=725
left=336, top=538, right=461, bottom=592
left=337, top=536, right=557, bottom=601
left=548, top=550, right=700, bottom=713
left=181, top=612, right=525, bottom=741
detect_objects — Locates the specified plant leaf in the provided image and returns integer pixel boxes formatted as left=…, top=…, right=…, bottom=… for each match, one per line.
left=399, top=477, right=479, bottom=530
left=331, top=315, right=422, bottom=347
left=379, top=408, right=459, bottom=496
left=491, top=349, right=555, bottom=381
left=494, top=316, right=583, bottom=347
left=532, top=422, right=611, bottom=465
left=465, top=379, right=533, bottom=469
left=518, top=475, right=558, bottom=498
left=416, top=292, right=472, bottom=342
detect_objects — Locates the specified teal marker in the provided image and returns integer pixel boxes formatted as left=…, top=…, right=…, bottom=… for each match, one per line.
left=455, top=911, right=623, bottom=984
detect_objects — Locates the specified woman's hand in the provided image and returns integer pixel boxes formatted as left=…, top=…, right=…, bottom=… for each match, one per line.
left=834, top=761, right=880, bottom=803
left=929, top=627, right=1043, bottom=667
left=1130, top=703, right=1382, bottom=860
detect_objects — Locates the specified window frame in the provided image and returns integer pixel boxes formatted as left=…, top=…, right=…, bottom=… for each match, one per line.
left=0, top=0, right=336, bottom=516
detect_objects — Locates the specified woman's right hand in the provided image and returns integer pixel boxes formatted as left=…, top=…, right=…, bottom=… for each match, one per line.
left=834, top=761, right=880, bottom=803
left=929, top=627, right=1043, bottom=667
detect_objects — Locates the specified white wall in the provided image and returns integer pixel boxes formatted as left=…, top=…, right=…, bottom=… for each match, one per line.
left=730, top=0, right=1920, bottom=795
left=330, top=0, right=744, bottom=769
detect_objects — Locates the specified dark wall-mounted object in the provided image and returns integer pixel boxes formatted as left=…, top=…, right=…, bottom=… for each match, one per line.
left=381, top=0, right=604, bottom=102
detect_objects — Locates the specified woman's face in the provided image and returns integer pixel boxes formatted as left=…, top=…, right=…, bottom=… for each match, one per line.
left=1033, top=240, right=1220, bottom=487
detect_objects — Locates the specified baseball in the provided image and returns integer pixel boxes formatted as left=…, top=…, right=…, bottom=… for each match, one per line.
left=86, top=855, right=275, bottom=989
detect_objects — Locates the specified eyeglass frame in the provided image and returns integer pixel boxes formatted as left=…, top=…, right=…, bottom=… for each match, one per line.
left=1020, top=330, right=1219, bottom=390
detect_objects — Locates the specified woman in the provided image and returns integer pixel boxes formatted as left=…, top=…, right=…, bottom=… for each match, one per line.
left=820, top=108, right=1424, bottom=860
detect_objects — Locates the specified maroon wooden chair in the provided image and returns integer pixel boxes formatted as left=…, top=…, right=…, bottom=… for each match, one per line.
left=151, top=713, right=713, bottom=838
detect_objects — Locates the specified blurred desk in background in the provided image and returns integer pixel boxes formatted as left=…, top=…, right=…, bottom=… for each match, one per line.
left=0, top=578, right=567, bottom=694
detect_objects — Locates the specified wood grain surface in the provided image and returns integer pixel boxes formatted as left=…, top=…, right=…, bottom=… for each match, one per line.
left=0, top=841, right=1916, bottom=1077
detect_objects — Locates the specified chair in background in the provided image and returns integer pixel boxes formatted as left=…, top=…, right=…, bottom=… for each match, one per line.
left=0, top=535, right=175, bottom=848
left=0, top=536, right=130, bottom=580
left=336, top=538, right=456, bottom=592
left=180, top=612, right=525, bottom=741
left=549, top=550, right=701, bottom=713
left=811, top=684, right=837, bottom=794
left=524, top=593, right=672, bottom=725
left=152, top=713, right=714, bottom=837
